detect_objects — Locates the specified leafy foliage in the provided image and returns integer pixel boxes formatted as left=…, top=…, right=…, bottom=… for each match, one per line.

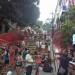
left=0, top=0, right=40, bottom=26
left=33, top=21, right=43, bottom=33
left=59, top=6, right=75, bottom=48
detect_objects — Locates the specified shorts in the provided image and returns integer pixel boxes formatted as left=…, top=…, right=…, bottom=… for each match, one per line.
left=16, top=61, right=22, bottom=67
left=4, top=60, right=9, bottom=64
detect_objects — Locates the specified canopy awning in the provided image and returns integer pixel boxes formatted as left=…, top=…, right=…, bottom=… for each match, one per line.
left=0, top=32, right=23, bottom=44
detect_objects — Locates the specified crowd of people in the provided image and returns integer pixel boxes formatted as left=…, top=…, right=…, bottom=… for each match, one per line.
left=0, top=41, right=52, bottom=75
left=57, top=48, right=75, bottom=75
left=0, top=35, right=74, bottom=75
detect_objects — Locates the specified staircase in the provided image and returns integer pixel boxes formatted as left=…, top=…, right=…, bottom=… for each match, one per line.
left=27, top=39, right=36, bottom=54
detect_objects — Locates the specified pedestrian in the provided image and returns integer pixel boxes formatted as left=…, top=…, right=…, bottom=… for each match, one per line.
left=25, top=50, right=33, bottom=75
left=35, top=52, right=41, bottom=75
left=22, top=48, right=28, bottom=72
left=3, top=50, right=9, bottom=71
left=57, top=50, right=69, bottom=75
left=16, top=52, right=23, bottom=75
left=22, top=48, right=28, bottom=60
left=42, top=55, right=53, bottom=72
left=9, top=47, right=15, bottom=69
left=72, top=51, right=75, bottom=61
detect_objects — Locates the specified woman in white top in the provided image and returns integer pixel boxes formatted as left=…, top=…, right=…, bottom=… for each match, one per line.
left=25, top=50, right=33, bottom=75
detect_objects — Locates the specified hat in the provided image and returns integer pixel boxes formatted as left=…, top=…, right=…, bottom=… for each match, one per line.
left=7, top=71, right=12, bottom=75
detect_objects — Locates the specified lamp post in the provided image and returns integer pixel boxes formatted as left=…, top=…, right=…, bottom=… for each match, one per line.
left=50, top=12, right=56, bottom=72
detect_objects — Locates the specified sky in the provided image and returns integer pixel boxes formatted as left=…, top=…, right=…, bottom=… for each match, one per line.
left=39, top=0, right=58, bottom=22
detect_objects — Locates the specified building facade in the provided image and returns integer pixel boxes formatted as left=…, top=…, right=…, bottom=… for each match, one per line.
left=53, top=0, right=69, bottom=29
left=69, top=0, right=75, bottom=6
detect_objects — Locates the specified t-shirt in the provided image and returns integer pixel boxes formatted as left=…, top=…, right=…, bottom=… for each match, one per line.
left=36, top=41, right=40, bottom=48
left=48, top=45, right=51, bottom=51
left=41, top=44, right=45, bottom=49
left=25, top=54, right=33, bottom=66
left=22, top=51, right=27, bottom=59
left=35, top=55, right=41, bottom=64
left=22, top=41, right=25, bottom=46
left=4, top=53, right=9, bottom=61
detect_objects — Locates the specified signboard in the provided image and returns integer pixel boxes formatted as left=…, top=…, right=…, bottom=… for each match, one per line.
left=73, top=34, right=75, bottom=44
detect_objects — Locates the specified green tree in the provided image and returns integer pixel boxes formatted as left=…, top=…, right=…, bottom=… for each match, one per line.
left=33, top=21, right=43, bottom=33
left=59, top=6, right=75, bottom=49
left=0, top=0, right=40, bottom=26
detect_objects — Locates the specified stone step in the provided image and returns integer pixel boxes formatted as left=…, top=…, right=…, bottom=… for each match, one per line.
left=28, top=43, right=35, bottom=45
left=28, top=42, right=36, bottom=45
left=27, top=44, right=36, bottom=46
left=28, top=46, right=36, bottom=48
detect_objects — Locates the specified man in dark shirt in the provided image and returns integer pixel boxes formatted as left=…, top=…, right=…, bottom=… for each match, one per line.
left=58, top=51, right=70, bottom=75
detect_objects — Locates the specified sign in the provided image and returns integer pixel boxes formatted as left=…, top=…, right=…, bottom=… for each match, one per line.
left=73, top=34, right=75, bottom=44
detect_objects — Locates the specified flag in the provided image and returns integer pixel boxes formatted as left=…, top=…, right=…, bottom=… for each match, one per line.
left=60, top=0, right=69, bottom=12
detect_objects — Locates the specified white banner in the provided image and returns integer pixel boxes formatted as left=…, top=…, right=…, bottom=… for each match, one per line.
left=73, top=34, right=75, bottom=44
